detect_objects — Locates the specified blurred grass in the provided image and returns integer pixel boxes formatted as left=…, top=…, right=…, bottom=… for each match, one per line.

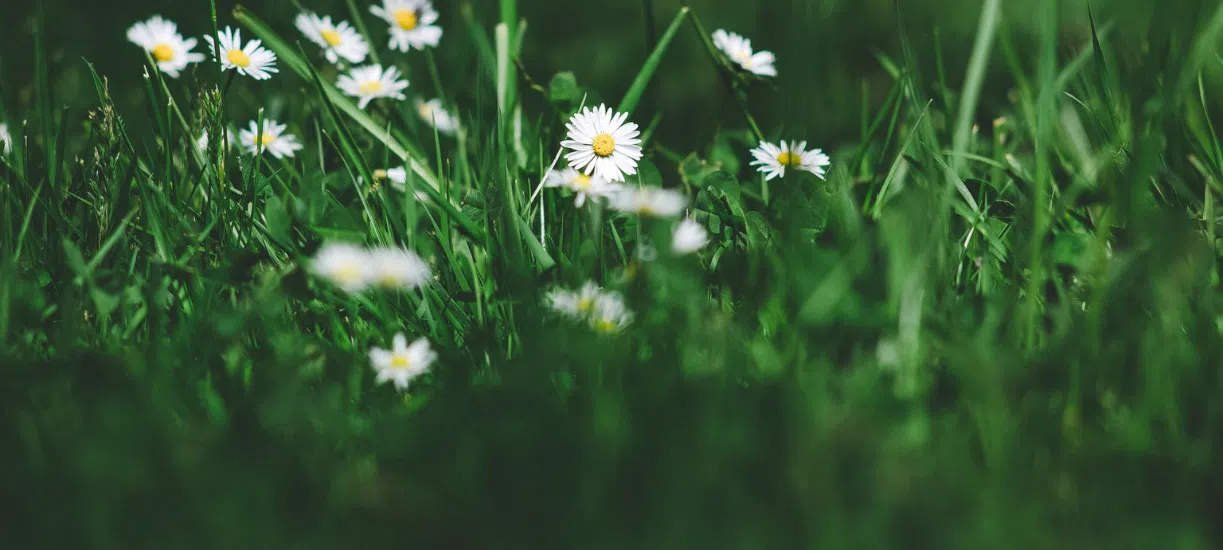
left=3, top=0, right=1223, bottom=548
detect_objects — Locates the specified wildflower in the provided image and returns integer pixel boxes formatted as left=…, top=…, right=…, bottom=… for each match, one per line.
left=311, top=242, right=371, bottom=294
left=589, top=292, right=633, bottom=334
left=749, top=140, right=830, bottom=181
left=370, top=0, right=443, bottom=52
left=545, top=281, right=603, bottom=320
left=204, top=27, right=278, bottom=80
left=367, top=247, right=432, bottom=290
left=544, top=167, right=620, bottom=208
left=561, top=104, right=643, bottom=183
left=126, top=16, right=205, bottom=78
left=712, top=29, right=776, bottom=77
left=369, top=333, right=437, bottom=390
left=672, top=218, right=709, bottom=254
left=608, top=186, right=688, bottom=218
left=295, top=12, right=369, bottom=65
left=0, top=123, right=11, bottom=154
left=415, top=98, right=459, bottom=135
left=239, top=119, right=303, bottom=159
left=337, top=64, right=409, bottom=109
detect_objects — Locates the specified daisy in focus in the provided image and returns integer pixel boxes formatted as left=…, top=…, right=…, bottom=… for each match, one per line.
left=239, top=119, right=303, bottom=159
left=415, top=98, right=459, bottom=135
left=126, top=16, right=205, bottom=78
left=0, top=123, right=11, bottom=154
left=560, top=104, right=643, bottom=183
left=370, top=0, right=443, bottom=52
left=204, top=27, right=278, bottom=80
left=311, top=242, right=372, bottom=294
left=712, top=29, right=777, bottom=78
left=672, top=218, right=710, bottom=255
left=609, top=186, right=688, bottom=218
left=337, top=64, right=409, bottom=109
left=295, top=12, right=369, bottom=65
left=545, top=281, right=604, bottom=320
left=749, top=140, right=831, bottom=181
left=369, top=333, right=437, bottom=391
left=544, top=166, right=620, bottom=208
left=589, top=293, right=634, bottom=334
left=367, top=247, right=432, bottom=290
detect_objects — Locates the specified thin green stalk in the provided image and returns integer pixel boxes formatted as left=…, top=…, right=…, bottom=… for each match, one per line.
left=618, top=7, right=689, bottom=115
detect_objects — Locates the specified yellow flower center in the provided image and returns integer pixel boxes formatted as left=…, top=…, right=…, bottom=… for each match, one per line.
left=259, top=133, right=277, bottom=146
left=152, top=44, right=175, bottom=62
left=594, top=319, right=619, bottom=333
left=226, top=49, right=251, bottom=68
left=592, top=133, right=616, bottom=157
left=378, top=274, right=399, bottom=286
left=394, top=9, right=419, bottom=30
left=777, top=151, right=801, bottom=167
left=359, top=81, right=385, bottom=95
left=321, top=29, right=342, bottom=46
left=577, top=297, right=594, bottom=313
left=573, top=173, right=592, bottom=189
left=735, top=51, right=752, bottom=66
left=390, top=355, right=412, bottom=369
left=373, top=169, right=389, bottom=180
left=334, top=264, right=361, bottom=283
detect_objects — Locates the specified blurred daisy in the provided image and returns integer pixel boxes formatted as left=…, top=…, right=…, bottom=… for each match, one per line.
left=239, top=119, right=303, bottom=159
left=589, top=293, right=633, bottom=334
left=415, top=98, right=459, bottom=135
left=750, top=140, right=830, bottom=181
left=672, top=218, right=709, bottom=254
left=311, top=242, right=372, bottom=294
left=608, top=186, right=688, bottom=218
left=363, top=167, right=432, bottom=202
left=712, top=29, right=776, bottom=77
left=368, top=247, right=432, bottom=290
left=295, top=12, right=369, bottom=65
left=545, top=281, right=603, bottom=320
left=338, top=64, right=409, bottom=109
left=0, top=123, right=11, bottom=154
left=369, top=333, right=437, bottom=391
left=544, top=166, right=620, bottom=208
left=204, top=27, right=278, bottom=80
left=126, top=16, right=205, bottom=78
left=370, top=0, right=443, bottom=52
left=561, top=104, right=643, bottom=183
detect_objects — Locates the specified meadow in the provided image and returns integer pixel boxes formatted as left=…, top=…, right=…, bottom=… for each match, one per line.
left=3, top=0, right=1223, bottom=547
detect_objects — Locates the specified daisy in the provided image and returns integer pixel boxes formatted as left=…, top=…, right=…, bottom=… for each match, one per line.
left=126, top=16, right=205, bottom=78
left=560, top=104, right=643, bottom=183
left=711, top=29, right=777, bottom=77
left=0, top=123, right=11, bottom=154
left=608, top=186, right=688, bottom=218
left=544, top=281, right=603, bottom=320
left=311, top=242, right=372, bottom=294
left=370, top=0, right=443, bottom=52
left=367, top=246, right=432, bottom=290
left=239, top=119, right=303, bottom=159
left=415, top=98, right=459, bottom=135
left=544, top=166, right=620, bottom=208
left=749, top=140, right=831, bottom=181
left=369, top=333, right=437, bottom=391
left=337, top=64, right=409, bottom=109
left=589, top=292, right=633, bottom=334
left=672, top=218, right=709, bottom=254
left=295, top=12, right=370, bottom=65
left=204, top=27, right=278, bottom=80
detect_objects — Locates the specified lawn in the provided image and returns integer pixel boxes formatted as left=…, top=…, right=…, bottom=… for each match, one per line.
left=3, top=0, right=1223, bottom=548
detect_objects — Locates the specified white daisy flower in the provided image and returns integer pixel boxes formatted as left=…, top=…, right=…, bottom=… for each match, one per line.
left=712, top=29, right=777, bottom=77
left=295, top=12, right=370, bottom=65
left=608, top=186, right=688, bottom=218
left=544, top=281, right=603, bottom=320
left=311, top=242, right=372, bottom=294
left=204, top=27, right=278, bottom=80
left=239, top=119, right=303, bottom=159
left=589, top=292, right=633, bottom=334
left=749, top=140, right=831, bottom=181
left=672, top=218, right=709, bottom=254
left=337, top=64, right=409, bottom=109
left=370, top=0, right=443, bottom=52
left=560, top=104, right=643, bottom=183
left=369, top=333, right=437, bottom=391
left=126, top=16, right=205, bottom=78
left=544, top=167, right=621, bottom=208
left=368, top=247, right=432, bottom=290
left=0, top=123, right=11, bottom=154
left=415, top=97, right=459, bottom=135
left=362, top=167, right=432, bottom=202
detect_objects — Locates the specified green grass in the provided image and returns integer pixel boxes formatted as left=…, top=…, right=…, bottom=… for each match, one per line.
left=4, top=0, right=1223, bottom=548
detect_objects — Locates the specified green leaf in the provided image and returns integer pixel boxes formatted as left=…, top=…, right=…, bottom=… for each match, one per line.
left=635, top=158, right=664, bottom=188
left=548, top=71, right=581, bottom=105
